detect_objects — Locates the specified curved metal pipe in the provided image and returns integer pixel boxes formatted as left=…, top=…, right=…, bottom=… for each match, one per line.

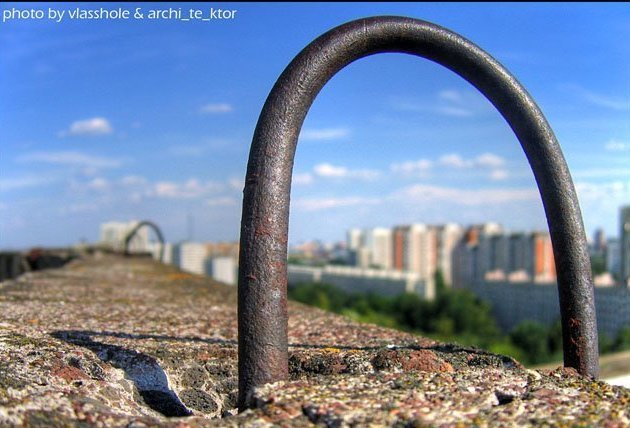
left=238, top=16, right=598, bottom=410
left=124, top=220, right=165, bottom=262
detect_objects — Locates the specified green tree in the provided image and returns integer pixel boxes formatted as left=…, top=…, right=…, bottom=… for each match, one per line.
left=590, top=254, right=606, bottom=276
left=613, top=327, right=630, bottom=351
left=434, top=269, right=447, bottom=296
left=510, top=321, right=550, bottom=364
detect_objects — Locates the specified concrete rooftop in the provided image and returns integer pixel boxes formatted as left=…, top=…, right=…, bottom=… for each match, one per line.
left=0, top=255, right=628, bottom=426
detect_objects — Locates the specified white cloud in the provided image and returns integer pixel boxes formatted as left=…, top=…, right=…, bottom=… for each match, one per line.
left=61, top=117, right=113, bottom=137
left=605, top=139, right=630, bottom=152
left=228, top=178, right=244, bottom=191
left=0, top=176, right=49, bottom=191
left=391, top=159, right=433, bottom=176
left=154, top=182, right=182, bottom=198
left=438, top=90, right=462, bottom=103
left=437, top=153, right=507, bottom=171
left=313, top=163, right=380, bottom=181
left=490, top=169, right=509, bottom=181
left=394, top=184, right=539, bottom=205
left=475, top=153, right=506, bottom=168
left=17, top=151, right=123, bottom=169
left=439, top=154, right=472, bottom=168
left=200, top=103, right=233, bottom=114
left=153, top=179, right=224, bottom=199
left=394, top=89, right=478, bottom=117
left=87, top=177, right=109, bottom=191
left=293, top=173, right=314, bottom=185
left=294, top=196, right=382, bottom=211
left=314, top=163, right=347, bottom=178
left=575, top=181, right=630, bottom=200
left=206, top=197, right=238, bottom=207
left=300, top=128, right=350, bottom=141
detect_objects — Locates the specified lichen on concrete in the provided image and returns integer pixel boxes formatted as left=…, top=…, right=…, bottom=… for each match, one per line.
left=0, top=255, right=628, bottom=427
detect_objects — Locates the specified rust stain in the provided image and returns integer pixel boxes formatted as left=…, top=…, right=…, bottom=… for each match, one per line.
left=52, top=362, right=88, bottom=383
left=380, top=350, right=454, bottom=373
left=569, top=318, right=581, bottom=328
left=255, top=223, right=273, bottom=237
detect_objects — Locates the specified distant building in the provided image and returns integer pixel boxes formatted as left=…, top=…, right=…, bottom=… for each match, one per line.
left=453, top=223, right=504, bottom=286
left=452, top=225, right=555, bottom=287
left=206, top=242, right=239, bottom=259
left=392, top=224, right=437, bottom=282
left=206, top=256, right=237, bottom=285
left=356, top=246, right=372, bottom=269
left=162, top=243, right=173, bottom=264
left=607, top=239, right=621, bottom=278
left=592, top=228, right=607, bottom=254
left=167, top=240, right=239, bottom=280
left=368, top=228, right=393, bottom=270
left=508, top=233, right=532, bottom=275
left=476, top=223, right=505, bottom=280
left=621, top=206, right=630, bottom=286
left=435, top=224, right=463, bottom=286
left=347, top=229, right=363, bottom=251
left=100, top=221, right=148, bottom=252
left=177, top=242, right=208, bottom=275
left=346, top=229, right=364, bottom=266
left=531, top=231, right=556, bottom=283
left=288, top=264, right=435, bottom=299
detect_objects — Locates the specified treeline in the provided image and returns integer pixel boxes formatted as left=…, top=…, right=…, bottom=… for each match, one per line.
left=288, top=274, right=630, bottom=365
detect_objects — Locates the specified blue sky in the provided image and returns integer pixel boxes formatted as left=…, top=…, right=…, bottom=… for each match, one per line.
left=1, top=2, right=629, bottom=249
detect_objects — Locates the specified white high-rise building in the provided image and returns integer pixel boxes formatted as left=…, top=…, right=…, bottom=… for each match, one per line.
left=410, top=224, right=436, bottom=280
left=177, top=242, right=208, bottom=275
left=346, top=229, right=364, bottom=266
left=369, top=228, right=393, bottom=270
left=206, top=256, right=237, bottom=285
left=356, top=247, right=372, bottom=269
left=435, top=223, right=463, bottom=286
left=347, top=229, right=363, bottom=251
left=161, top=243, right=174, bottom=264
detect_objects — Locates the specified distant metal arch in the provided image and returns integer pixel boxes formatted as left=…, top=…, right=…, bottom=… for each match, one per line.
left=238, top=16, right=598, bottom=410
left=124, top=221, right=165, bottom=262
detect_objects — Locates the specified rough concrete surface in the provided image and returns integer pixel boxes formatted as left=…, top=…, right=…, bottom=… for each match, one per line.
left=0, top=255, right=628, bottom=427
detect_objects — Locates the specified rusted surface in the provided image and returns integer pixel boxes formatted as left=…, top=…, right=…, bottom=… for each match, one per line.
left=239, top=15, right=598, bottom=409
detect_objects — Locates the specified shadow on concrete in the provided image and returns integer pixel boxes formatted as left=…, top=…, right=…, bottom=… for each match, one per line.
left=51, top=330, right=193, bottom=417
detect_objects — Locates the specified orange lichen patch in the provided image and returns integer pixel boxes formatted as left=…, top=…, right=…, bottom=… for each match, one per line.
left=258, top=401, right=303, bottom=423
left=322, top=347, right=341, bottom=354
left=541, top=366, right=581, bottom=378
left=399, top=350, right=454, bottom=373
left=51, top=362, right=89, bottom=383
left=375, top=349, right=454, bottom=373
left=166, top=273, right=195, bottom=281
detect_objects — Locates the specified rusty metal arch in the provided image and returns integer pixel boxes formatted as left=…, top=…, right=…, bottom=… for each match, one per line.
left=124, top=220, right=165, bottom=262
left=238, top=16, right=598, bottom=409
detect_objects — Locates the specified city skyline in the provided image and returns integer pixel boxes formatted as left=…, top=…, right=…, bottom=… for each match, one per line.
left=2, top=3, right=629, bottom=250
